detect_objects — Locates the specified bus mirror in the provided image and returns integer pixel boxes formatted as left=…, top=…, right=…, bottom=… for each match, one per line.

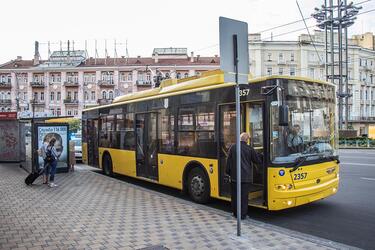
left=279, top=105, right=289, bottom=126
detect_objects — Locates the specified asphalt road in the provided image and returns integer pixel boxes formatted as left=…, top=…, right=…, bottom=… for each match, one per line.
left=246, top=149, right=375, bottom=250
left=97, top=149, right=375, bottom=249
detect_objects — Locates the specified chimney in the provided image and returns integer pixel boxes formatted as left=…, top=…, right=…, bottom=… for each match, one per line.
left=154, top=52, right=159, bottom=63
left=196, top=55, right=200, bottom=62
left=190, top=52, right=194, bottom=62
left=34, top=41, right=40, bottom=66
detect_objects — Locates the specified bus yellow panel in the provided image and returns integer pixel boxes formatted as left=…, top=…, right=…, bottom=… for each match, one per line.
left=268, top=161, right=339, bottom=210
left=82, top=142, right=88, bottom=164
left=158, top=154, right=219, bottom=198
left=98, top=148, right=137, bottom=177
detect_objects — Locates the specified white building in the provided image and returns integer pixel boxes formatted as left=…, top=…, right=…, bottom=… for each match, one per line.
left=0, top=46, right=219, bottom=118
left=249, top=31, right=375, bottom=135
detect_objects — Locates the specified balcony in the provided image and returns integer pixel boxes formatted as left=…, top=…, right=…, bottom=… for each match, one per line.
left=30, top=81, right=45, bottom=88
left=0, top=82, right=11, bottom=89
left=136, top=80, right=152, bottom=86
left=0, top=99, right=11, bottom=105
left=348, top=116, right=375, bottom=122
left=31, top=100, right=45, bottom=106
left=64, top=98, right=79, bottom=105
left=63, top=81, right=79, bottom=87
left=98, top=98, right=113, bottom=105
left=98, top=80, right=115, bottom=87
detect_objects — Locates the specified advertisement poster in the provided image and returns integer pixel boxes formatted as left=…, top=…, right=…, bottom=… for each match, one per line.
left=36, top=124, right=69, bottom=172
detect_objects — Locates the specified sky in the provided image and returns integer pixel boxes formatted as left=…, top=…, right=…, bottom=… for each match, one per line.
left=0, top=0, right=374, bottom=63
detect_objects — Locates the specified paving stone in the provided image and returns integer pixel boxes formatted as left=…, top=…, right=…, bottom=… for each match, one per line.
left=0, top=163, right=349, bottom=250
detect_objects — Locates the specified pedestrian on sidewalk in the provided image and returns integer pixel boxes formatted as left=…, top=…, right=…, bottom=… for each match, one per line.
left=69, top=139, right=76, bottom=172
left=225, top=132, right=263, bottom=219
left=44, top=138, right=61, bottom=188
left=39, top=138, right=50, bottom=184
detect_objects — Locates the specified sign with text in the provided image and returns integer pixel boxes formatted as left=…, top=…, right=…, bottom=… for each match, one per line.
left=219, top=17, right=249, bottom=85
left=0, top=112, right=17, bottom=120
left=34, top=123, right=69, bottom=172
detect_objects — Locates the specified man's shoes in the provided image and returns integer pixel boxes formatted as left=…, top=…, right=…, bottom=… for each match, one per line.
left=48, top=183, right=58, bottom=188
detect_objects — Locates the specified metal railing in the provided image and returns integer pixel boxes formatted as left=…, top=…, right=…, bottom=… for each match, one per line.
left=339, top=139, right=375, bottom=148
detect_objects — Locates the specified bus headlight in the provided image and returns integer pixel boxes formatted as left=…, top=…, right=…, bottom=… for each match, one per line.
left=275, top=184, right=293, bottom=190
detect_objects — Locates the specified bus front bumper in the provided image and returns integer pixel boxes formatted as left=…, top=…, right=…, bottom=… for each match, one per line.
left=268, top=178, right=339, bottom=211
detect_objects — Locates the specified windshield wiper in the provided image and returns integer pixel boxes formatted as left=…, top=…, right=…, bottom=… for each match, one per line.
left=289, top=153, right=321, bottom=172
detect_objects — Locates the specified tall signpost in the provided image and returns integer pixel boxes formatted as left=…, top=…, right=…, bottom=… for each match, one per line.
left=219, top=17, right=249, bottom=236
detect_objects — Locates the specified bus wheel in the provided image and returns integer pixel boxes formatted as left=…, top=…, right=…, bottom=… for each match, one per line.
left=188, top=167, right=210, bottom=204
left=103, top=153, right=113, bottom=176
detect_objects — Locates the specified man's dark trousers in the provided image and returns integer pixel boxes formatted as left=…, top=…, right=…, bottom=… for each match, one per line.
left=231, top=181, right=250, bottom=219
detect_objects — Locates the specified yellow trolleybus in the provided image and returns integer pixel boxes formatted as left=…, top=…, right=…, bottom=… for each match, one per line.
left=82, top=70, right=339, bottom=210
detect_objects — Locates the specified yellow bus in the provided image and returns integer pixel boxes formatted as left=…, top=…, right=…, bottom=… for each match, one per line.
left=82, top=70, right=339, bottom=210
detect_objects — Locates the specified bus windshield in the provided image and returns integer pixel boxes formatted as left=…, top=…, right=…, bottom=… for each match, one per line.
left=270, top=80, right=338, bottom=164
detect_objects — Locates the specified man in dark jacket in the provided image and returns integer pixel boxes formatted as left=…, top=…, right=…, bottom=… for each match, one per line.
left=225, top=132, right=263, bottom=219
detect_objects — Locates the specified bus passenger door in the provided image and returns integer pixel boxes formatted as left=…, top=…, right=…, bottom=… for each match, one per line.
left=88, top=119, right=99, bottom=168
left=135, top=113, right=159, bottom=180
left=246, top=103, right=265, bottom=205
left=218, top=104, right=245, bottom=197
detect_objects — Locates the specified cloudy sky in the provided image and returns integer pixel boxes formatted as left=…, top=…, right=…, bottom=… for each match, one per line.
left=0, top=0, right=374, bottom=63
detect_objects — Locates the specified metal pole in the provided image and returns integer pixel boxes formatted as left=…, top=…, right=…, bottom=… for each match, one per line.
left=233, top=34, right=241, bottom=236
left=338, top=0, right=343, bottom=130
left=344, top=0, right=349, bottom=129
left=330, top=0, right=335, bottom=86
left=325, top=0, right=329, bottom=82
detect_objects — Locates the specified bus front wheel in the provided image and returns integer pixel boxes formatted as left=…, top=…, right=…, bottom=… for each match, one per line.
left=187, top=167, right=210, bottom=204
left=102, top=153, right=113, bottom=176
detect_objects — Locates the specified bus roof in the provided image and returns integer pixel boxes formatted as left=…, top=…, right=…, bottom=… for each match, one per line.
left=83, top=70, right=334, bottom=112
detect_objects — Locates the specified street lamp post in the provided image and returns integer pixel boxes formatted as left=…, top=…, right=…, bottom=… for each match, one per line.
left=312, top=1, right=361, bottom=130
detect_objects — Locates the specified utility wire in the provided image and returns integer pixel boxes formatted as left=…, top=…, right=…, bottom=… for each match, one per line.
left=296, top=0, right=323, bottom=63
left=255, top=0, right=372, bottom=34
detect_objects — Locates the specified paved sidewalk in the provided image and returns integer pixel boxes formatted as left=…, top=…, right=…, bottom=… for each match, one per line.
left=0, top=163, right=352, bottom=250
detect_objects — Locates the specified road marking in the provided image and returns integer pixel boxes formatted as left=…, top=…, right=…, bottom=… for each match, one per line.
left=360, top=177, right=375, bottom=181
left=341, top=162, right=375, bottom=167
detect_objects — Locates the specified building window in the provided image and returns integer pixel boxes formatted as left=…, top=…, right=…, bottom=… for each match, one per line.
left=57, top=108, right=61, bottom=116
left=128, top=73, right=132, bottom=81
left=146, top=74, right=151, bottom=82
left=290, top=53, right=294, bottom=62
left=101, top=71, right=114, bottom=83
left=278, top=68, right=284, bottom=75
left=267, top=53, right=272, bottom=61
left=91, top=91, right=96, bottom=100
left=267, top=67, right=272, bottom=76
left=108, top=91, right=113, bottom=100
left=50, top=92, right=55, bottom=101
left=184, top=73, right=189, bottom=78
left=176, top=72, right=181, bottom=79
left=67, top=91, right=72, bottom=100
left=74, top=91, right=78, bottom=100
left=74, top=109, right=78, bottom=116
left=33, top=92, right=38, bottom=101
left=84, top=91, right=89, bottom=100
left=278, top=53, right=283, bottom=61
left=320, top=69, right=324, bottom=79
left=102, top=91, right=107, bottom=99
left=120, top=72, right=127, bottom=82
left=309, top=68, right=315, bottom=78
left=290, top=67, right=296, bottom=76
left=57, top=92, right=61, bottom=101
left=67, top=110, right=72, bottom=116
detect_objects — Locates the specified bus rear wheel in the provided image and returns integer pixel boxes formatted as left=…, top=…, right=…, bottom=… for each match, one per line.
left=187, top=167, right=210, bottom=204
left=102, top=153, right=113, bottom=176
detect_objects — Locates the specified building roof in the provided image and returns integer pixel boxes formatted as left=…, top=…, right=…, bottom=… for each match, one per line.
left=0, top=59, right=37, bottom=69
left=79, top=56, right=220, bottom=67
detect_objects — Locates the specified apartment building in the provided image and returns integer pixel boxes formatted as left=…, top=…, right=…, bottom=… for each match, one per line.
left=249, top=31, right=375, bottom=135
left=0, top=46, right=220, bottom=118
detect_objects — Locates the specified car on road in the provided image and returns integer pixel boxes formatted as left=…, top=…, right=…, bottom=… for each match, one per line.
left=72, top=138, right=82, bottom=162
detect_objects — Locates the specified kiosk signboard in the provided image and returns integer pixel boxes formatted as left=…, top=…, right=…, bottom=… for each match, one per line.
left=34, top=123, right=69, bottom=172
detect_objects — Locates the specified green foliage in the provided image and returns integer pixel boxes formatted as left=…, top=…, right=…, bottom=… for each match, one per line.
left=68, top=119, right=81, bottom=133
